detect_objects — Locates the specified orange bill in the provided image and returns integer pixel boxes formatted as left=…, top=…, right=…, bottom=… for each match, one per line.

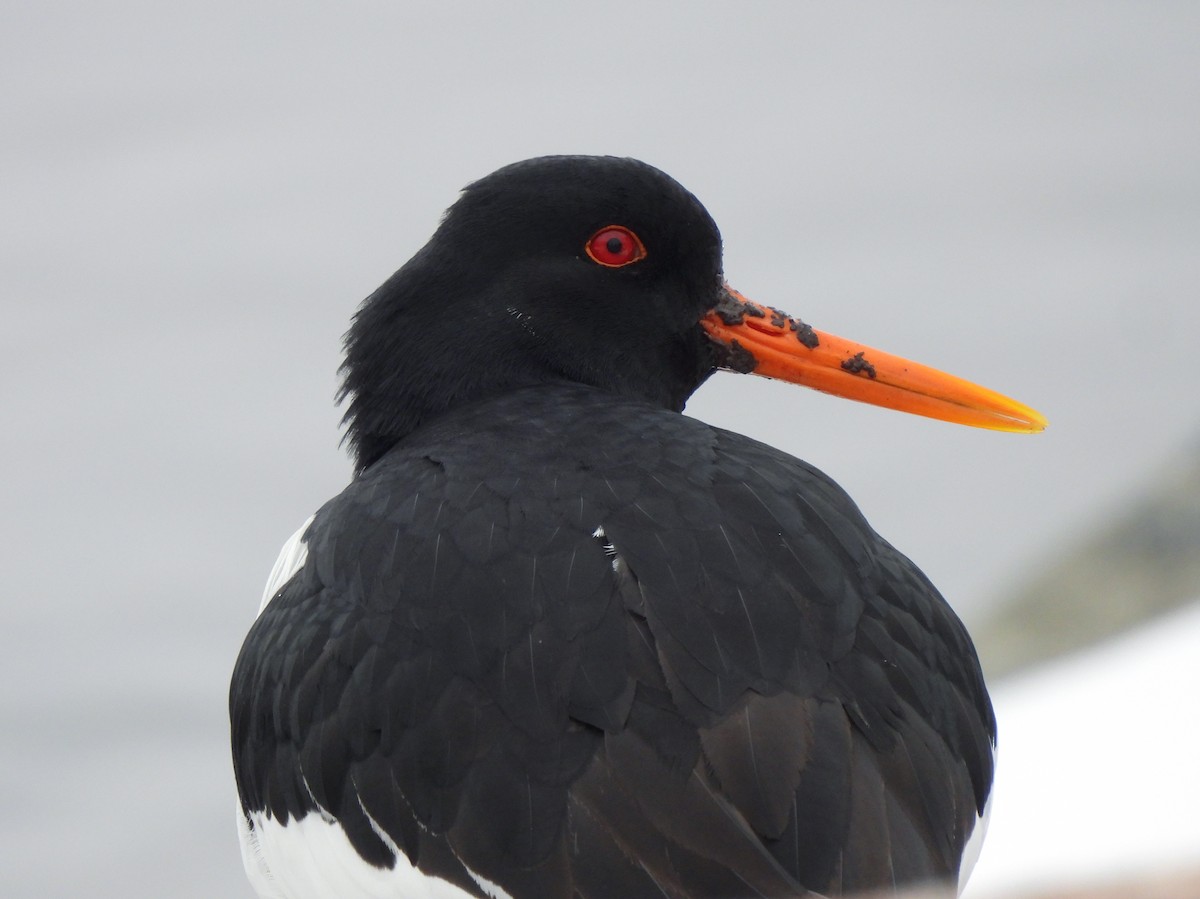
left=701, top=287, right=1047, bottom=433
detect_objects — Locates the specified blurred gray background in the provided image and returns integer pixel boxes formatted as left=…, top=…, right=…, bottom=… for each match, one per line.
left=3, top=3, right=1197, bottom=896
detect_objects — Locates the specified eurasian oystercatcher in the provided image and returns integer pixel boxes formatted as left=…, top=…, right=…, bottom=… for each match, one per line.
left=230, top=156, right=1044, bottom=898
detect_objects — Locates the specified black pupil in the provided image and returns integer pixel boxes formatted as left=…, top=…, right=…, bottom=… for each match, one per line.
left=605, top=236, right=625, bottom=255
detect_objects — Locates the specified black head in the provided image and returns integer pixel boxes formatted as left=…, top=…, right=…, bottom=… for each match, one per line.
left=339, top=156, right=727, bottom=471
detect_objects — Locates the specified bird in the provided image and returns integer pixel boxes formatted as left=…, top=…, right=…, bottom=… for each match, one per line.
left=230, top=155, right=1045, bottom=899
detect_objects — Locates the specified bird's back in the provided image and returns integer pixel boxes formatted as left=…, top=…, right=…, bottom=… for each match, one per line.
left=231, top=382, right=994, bottom=898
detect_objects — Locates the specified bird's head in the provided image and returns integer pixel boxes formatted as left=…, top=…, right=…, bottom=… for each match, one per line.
left=340, top=156, right=1044, bottom=471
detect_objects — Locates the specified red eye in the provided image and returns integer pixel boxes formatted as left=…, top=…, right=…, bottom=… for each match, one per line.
left=585, top=226, right=646, bottom=268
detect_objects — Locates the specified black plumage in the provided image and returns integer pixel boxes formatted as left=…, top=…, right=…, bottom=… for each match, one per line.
left=231, top=156, right=1001, bottom=898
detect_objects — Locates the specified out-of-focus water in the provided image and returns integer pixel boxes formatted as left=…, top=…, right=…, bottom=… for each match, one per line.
left=3, top=3, right=1197, bottom=896
left=968, top=601, right=1200, bottom=895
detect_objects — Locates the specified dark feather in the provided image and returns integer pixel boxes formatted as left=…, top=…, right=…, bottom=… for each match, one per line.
left=231, top=383, right=994, bottom=897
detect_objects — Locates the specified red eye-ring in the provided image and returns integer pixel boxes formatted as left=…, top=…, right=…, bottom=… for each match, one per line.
left=585, top=226, right=646, bottom=268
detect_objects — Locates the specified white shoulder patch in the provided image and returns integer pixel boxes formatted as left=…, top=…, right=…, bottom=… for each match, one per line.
left=258, top=515, right=315, bottom=615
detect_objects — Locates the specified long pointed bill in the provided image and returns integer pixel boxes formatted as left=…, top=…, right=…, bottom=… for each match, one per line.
left=701, top=287, right=1046, bottom=433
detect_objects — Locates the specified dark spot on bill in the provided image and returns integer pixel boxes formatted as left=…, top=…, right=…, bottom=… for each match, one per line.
left=790, top=319, right=819, bottom=349
left=712, top=292, right=749, bottom=325
left=720, top=339, right=757, bottom=374
left=712, top=292, right=767, bottom=325
left=841, top=351, right=877, bottom=378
